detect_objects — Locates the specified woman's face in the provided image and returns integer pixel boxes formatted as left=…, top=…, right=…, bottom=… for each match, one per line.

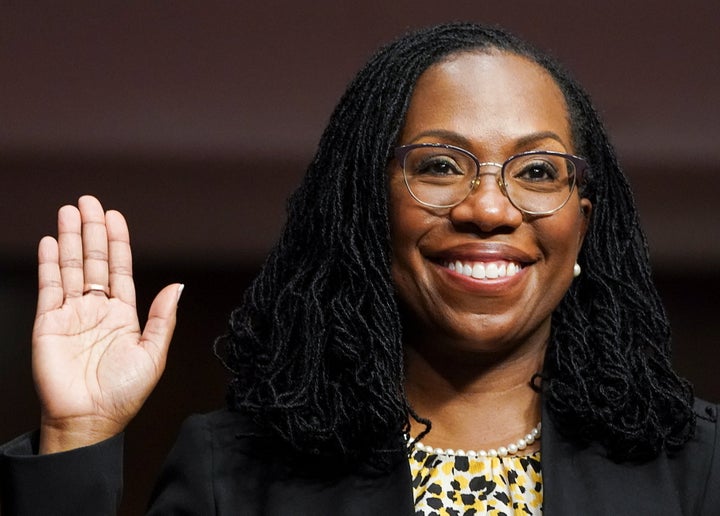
left=389, top=51, right=592, bottom=355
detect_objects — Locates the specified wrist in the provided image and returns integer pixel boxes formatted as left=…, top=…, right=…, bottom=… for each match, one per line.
left=39, top=415, right=123, bottom=454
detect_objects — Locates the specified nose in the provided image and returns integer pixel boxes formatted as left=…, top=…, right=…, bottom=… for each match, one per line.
left=449, top=165, right=523, bottom=233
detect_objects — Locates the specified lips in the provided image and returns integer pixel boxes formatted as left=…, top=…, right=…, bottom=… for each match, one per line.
left=427, top=242, right=535, bottom=282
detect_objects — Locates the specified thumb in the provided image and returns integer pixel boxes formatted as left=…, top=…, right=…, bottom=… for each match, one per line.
left=140, top=283, right=184, bottom=371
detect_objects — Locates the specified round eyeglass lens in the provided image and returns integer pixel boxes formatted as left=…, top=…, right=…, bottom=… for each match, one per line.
left=401, top=145, right=477, bottom=208
left=502, top=153, right=576, bottom=214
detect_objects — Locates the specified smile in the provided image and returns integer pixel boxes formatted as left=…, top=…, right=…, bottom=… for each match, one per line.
left=443, top=260, right=523, bottom=279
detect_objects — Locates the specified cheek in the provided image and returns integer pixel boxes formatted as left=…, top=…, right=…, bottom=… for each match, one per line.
left=388, top=184, right=433, bottom=299
left=388, top=177, right=420, bottom=259
left=389, top=206, right=422, bottom=287
left=536, top=209, right=586, bottom=268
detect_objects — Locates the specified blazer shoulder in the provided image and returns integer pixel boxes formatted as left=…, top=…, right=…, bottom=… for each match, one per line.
left=188, top=408, right=273, bottom=451
left=693, top=397, right=719, bottom=425
left=685, top=397, right=719, bottom=464
left=148, top=408, right=264, bottom=514
left=181, top=408, right=260, bottom=438
left=689, top=397, right=720, bottom=514
left=541, top=397, right=720, bottom=515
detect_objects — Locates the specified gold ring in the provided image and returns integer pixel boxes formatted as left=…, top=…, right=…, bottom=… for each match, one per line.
left=83, top=283, right=109, bottom=296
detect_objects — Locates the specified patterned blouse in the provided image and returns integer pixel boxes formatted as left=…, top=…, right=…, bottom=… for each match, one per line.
left=409, top=448, right=543, bottom=515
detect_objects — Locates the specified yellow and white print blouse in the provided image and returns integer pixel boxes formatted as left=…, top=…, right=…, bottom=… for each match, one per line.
left=409, top=448, right=542, bottom=515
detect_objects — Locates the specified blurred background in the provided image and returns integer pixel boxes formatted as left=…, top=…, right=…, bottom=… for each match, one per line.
left=2, top=1, right=718, bottom=513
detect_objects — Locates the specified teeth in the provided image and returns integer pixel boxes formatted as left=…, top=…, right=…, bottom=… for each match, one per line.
left=486, top=263, right=499, bottom=279
left=444, top=260, right=522, bottom=279
left=471, top=263, right=485, bottom=279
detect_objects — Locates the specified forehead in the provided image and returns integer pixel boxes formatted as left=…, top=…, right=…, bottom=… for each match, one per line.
left=400, top=51, right=572, bottom=152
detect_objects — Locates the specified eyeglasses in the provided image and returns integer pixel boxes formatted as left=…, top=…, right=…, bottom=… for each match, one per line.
left=394, top=143, right=587, bottom=216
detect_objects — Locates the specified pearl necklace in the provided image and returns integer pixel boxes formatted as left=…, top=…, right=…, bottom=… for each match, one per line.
left=408, top=421, right=541, bottom=458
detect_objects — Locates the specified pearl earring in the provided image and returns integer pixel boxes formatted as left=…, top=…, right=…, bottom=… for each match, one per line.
left=573, top=262, right=581, bottom=278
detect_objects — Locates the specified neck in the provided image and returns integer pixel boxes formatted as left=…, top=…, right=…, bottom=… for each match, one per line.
left=404, top=337, right=545, bottom=453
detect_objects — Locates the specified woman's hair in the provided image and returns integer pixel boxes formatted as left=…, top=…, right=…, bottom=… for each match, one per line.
left=215, top=22, right=695, bottom=465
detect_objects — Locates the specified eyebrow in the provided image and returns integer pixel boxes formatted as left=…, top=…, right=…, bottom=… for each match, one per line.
left=514, top=131, right=567, bottom=149
left=407, top=129, right=473, bottom=147
left=406, top=129, right=568, bottom=150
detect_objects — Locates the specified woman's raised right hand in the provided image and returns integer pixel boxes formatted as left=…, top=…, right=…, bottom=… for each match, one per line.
left=32, top=195, right=183, bottom=454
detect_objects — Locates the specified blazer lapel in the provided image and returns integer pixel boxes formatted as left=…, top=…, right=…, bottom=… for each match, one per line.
left=263, top=448, right=415, bottom=515
left=541, top=405, right=684, bottom=515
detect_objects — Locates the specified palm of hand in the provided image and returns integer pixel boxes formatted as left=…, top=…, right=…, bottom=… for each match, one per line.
left=34, top=295, right=153, bottom=428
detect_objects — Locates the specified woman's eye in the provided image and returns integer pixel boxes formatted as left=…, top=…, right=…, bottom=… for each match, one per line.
left=514, top=161, right=559, bottom=182
left=415, top=157, right=464, bottom=176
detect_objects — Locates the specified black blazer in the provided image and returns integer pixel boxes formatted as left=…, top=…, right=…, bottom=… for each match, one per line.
left=2, top=399, right=719, bottom=515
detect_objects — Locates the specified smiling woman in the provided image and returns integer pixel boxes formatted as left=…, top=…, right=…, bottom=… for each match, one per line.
left=390, top=52, right=591, bottom=358
left=1, top=22, right=718, bottom=516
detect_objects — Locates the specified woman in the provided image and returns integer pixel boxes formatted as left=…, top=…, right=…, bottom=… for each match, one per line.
left=1, top=23, right=718, bottom=515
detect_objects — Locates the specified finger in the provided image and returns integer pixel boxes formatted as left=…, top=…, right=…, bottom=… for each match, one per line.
left=106, top=210, right=136, bottom=307
left=140, top=284, right=184, bottom=372
left=57, top=204, right=84, bottom=298
left=36, top=236, right=64, bottom=316
left=78, top=195, right=110, bottom=294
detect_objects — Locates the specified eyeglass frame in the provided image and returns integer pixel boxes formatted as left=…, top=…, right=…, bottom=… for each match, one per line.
left=393, top=143, right=588, bottom=216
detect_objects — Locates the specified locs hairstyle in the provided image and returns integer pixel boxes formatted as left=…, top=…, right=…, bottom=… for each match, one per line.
left=215, top=22, right=695, bottom=465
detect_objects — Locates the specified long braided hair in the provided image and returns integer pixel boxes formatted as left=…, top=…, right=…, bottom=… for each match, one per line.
left=215, top=22, right=695, bottom=466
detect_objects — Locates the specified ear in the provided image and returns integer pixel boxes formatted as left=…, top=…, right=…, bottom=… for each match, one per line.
left=578, top=197, right=592, bottom=248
